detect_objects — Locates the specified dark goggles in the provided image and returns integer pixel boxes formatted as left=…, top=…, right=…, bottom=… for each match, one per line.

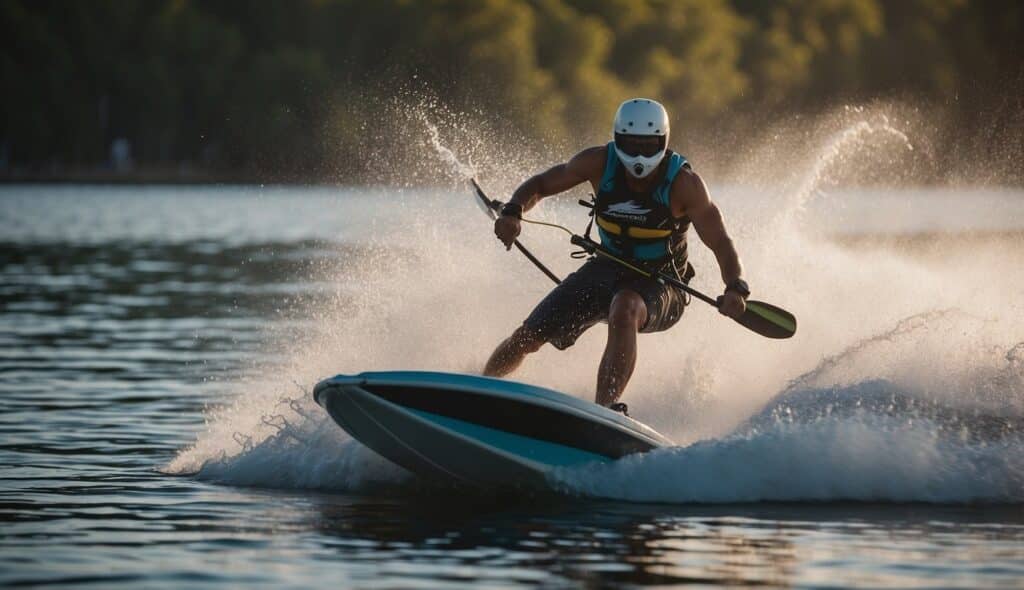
left=614, top=133, right=666, bottom=158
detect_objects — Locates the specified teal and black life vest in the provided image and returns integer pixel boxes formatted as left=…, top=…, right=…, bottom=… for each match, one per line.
left=593, top=141, right=691, bottom=271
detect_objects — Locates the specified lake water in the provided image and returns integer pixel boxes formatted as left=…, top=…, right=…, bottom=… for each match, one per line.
left=2, top=182, right=1023, bottom=588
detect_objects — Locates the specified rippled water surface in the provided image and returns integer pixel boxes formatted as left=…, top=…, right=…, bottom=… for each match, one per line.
left=2, top=185, right=1023, bottom=588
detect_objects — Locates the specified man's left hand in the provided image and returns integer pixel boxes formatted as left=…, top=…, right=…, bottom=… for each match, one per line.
left=719, top=291, right=746, bottom=319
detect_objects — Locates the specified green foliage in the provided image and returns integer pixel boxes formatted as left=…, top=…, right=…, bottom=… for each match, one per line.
left=0, top=0, right=1019, bottom=180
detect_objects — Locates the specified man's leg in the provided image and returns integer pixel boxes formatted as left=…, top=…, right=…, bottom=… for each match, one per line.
left=596, top=290, right=647, bottom=406
left=483, top=325, right=545, bottom=377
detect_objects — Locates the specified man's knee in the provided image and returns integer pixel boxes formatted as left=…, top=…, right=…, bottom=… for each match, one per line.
left=510, top=325, right=545, bottom=353
left=608, top=291, right=647, bottom=331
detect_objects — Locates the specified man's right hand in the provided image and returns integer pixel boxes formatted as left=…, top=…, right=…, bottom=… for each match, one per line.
left=494, top=215, right=522, bottom=250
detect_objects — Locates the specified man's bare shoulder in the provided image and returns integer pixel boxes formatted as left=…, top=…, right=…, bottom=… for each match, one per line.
left=569, top=144, right=607, bottom=166
left=673, top=166, right=708, bottom=195
left=671, top=165, right=711, bottom=216
left=566, top=145, right=610, bottom=180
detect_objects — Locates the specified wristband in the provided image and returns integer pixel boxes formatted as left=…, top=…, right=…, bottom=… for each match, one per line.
left=725, top=278, right=750, bottom=298
left=500, top=202, right=523, bottom=219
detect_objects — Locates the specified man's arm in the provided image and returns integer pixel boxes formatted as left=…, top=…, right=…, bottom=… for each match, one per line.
left=673, top=169, right=742, bottom=284
left=495, top=146, right=604, bottom=248
left=672, top=169, right=747, bottom=317
left=506, top=146, right=605, bottom=212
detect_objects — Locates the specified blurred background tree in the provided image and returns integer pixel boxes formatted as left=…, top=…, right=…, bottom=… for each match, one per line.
left=1, top=0, right=1020, bottom=182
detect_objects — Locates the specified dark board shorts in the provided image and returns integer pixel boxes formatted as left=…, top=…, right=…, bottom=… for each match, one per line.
left=522, top=258, right=687, bottom=350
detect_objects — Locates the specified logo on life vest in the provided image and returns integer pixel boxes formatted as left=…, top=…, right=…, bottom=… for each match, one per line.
left=606, top=201, right=651, bottom=216
left=604, top=200, right=652, bottom=223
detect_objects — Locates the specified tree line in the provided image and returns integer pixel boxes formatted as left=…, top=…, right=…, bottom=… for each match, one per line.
left=2, top=0, right=1021, bottom=183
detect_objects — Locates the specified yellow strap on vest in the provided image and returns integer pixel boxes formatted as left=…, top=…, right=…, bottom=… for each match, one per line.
left=595, top=217, right=622, bottom=235
left=596, top=216, right=673, bottom=239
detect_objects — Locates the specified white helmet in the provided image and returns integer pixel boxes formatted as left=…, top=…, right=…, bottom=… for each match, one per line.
left=612, top=98, right=670, bottom=178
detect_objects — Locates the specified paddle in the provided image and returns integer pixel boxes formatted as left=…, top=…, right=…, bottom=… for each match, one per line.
left=470, top=178, right=561, bottom=285
left=469, top=178, right=797, bottom=339
left=568, top=235, right=796, bottom=339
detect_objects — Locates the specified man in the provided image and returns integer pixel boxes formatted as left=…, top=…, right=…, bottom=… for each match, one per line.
left=484, top=98, right=748, bottom=414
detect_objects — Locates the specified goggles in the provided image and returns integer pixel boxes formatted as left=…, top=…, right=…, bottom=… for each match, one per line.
left=614, top=133, right=666, bottom=158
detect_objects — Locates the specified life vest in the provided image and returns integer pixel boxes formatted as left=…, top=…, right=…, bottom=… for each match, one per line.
left=593, top=141, right=691, bottom=271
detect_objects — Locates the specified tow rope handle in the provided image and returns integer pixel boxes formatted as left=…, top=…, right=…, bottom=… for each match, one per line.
left=470, top=178, right=561, bottom=285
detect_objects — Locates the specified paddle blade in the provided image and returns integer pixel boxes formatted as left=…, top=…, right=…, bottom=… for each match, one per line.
left=470, top=178, right=499, bottom=219
left=735, top=300, right=797, bottom=339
